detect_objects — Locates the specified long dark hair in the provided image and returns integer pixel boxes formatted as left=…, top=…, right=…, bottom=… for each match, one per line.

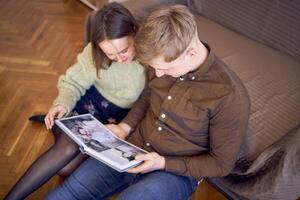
left=91, top=2, right=138, bottom=72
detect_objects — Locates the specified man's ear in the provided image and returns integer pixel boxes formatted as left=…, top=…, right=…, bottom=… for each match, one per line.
left=186, top=47, right=197, bottom=58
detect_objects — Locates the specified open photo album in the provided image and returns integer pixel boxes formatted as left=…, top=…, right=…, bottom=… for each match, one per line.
left=55, top=113, right=147, bottom=172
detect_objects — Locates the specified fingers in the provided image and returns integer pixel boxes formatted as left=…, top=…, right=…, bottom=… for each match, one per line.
left=105, top=124, right=118, bottom=135
left=118, top=123, right=131, bottom=134
left=126, top=154, right=153, bottom=174
left=105, top=124, right=115, bottom=131
left=127, top=160, right=152, bottom=174
left=49, top=111, right=56, bottom=128
left=134, top=154, right=152, bottom=161
left=45, top=109, right=56, bottom=129
left=45, top=106, right=66, bottom=130
left=57, top=109, right=66, bottom=119
left=45, top=111, right=53, bottom=130
left=126, top=153, right=165, bottom=174
left=105, top=124, right=127, bottom=139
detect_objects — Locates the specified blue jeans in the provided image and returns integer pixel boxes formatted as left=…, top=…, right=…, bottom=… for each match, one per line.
left=46, top=157, right=199, bottom=200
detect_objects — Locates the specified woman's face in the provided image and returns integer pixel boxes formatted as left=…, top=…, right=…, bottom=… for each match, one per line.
left=99, top=36, right=135, bottom=64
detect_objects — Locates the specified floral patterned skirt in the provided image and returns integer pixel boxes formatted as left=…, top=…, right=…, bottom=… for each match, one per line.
left=71, top=86, right=130, bottom=124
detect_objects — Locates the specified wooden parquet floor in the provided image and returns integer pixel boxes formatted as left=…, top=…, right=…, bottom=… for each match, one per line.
left=0, top=0, right=89, bottom=199
left=0, top=0, right=227, bottom=199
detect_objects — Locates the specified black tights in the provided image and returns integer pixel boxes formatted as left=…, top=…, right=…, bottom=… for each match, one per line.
left=4, top=126, right=87, bottom=200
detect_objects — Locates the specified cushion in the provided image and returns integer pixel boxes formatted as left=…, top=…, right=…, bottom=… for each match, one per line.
left=194, top=15, right=300, bottom=160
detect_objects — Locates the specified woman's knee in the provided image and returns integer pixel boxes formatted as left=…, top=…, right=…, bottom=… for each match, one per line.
left=57, top=155, right=87, bottom=176
left=53, top=140, right=79, bottom=158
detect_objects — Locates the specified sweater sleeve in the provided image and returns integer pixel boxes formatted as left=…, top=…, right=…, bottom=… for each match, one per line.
left=53, top=43, right=97, bottom=114
left=121, top=68, right=153, bottom=130
left=164, top=88, right=250, bottom=179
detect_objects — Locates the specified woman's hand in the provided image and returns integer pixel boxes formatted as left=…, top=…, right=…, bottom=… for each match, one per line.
left=106, top=123, right=131, bottom=140
left=45, top=105, right=67, bottom=129
left=127, top=152, right=166, bottom=174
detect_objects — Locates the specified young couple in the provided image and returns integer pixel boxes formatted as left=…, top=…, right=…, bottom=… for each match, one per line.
left=5, top=2, right=250, bottom=200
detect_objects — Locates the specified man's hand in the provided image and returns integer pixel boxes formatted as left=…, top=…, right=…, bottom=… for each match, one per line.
left=127, top=152, right=165, bottom=174
left=106, top=123, right=131, bottom=140
left=45, top=105, right=67, bottom=130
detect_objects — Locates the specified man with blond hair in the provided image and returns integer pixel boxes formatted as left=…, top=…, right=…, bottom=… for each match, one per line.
left=46, top=5, right=250, bottom=200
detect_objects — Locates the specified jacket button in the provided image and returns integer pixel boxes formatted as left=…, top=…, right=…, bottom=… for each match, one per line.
left=146, top=142, right=150, bottom=147
left=167, top=95, right=172, bottom=100
left=158, top=126, right=162, bottom=131
left=161, top=113, right=166, bottom=119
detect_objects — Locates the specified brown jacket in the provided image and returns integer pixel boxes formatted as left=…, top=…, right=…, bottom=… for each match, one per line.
left=123, top=46, right=250, bottom=179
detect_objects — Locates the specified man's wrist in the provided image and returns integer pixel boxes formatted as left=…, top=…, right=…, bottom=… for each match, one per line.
left=159, top=156, right=166, bottom=170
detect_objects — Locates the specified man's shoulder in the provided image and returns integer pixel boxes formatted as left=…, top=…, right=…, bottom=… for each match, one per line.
left=209, top=57, right=242, bottom=89
left=208, top=58, right=249, bottom=105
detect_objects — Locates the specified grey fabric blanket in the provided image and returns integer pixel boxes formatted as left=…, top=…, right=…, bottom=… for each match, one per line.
left=221, top=124, right=300, bottom=200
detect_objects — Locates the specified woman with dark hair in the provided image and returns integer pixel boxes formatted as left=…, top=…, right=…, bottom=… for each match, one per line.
left=4, top=3, right=145, bottom=200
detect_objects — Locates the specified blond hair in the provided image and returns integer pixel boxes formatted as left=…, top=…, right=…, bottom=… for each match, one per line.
left=135, top=5, right=197, bottom=63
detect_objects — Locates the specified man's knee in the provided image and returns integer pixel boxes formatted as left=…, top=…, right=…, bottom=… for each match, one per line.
left=118, top=183, right=172, bottom=200
left=118, top=171, right=195, bottom=200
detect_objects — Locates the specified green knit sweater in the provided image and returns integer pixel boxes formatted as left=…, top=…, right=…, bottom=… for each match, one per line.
left=53, top=43, right=146, bottom=114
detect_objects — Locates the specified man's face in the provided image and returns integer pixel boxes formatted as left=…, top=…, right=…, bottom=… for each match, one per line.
left=149, top=51, right=190, bottom=78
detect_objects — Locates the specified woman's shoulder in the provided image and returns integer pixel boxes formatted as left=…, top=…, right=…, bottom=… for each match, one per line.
left=80, top=43, right=93, bottom=59
left=76, top=43, right=95, bottom=68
